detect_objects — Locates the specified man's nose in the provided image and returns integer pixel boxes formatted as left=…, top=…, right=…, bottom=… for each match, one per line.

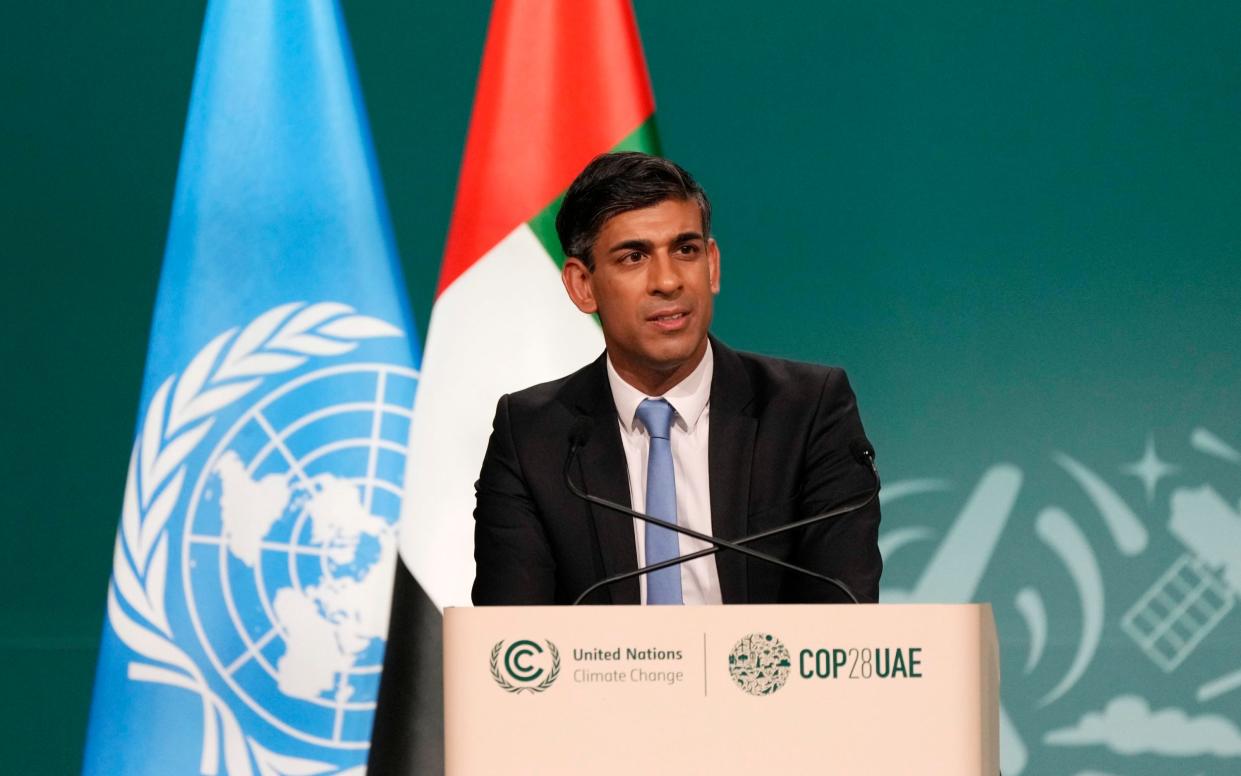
left=648, top=251, right=682, bottom=294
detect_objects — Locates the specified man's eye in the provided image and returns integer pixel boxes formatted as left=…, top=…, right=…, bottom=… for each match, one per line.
left=621, top=252, right=644, bottom=263
left=677, top=244, right=699, bottom=255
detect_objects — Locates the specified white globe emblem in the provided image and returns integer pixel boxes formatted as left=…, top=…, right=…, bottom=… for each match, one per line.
left=182, top=363, right=417, bottom=749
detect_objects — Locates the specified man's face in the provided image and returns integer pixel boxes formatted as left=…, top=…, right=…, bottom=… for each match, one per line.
left=562, top=198, right=720, bottom=385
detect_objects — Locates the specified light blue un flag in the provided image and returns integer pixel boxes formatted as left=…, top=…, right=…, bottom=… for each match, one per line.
left=83, top=3, right=419, bottom=773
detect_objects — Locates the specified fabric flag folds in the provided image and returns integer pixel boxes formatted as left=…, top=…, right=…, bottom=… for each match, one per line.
left=370, top=1, right=659, bottom=773
left=82, top=2, right=419, bottom=774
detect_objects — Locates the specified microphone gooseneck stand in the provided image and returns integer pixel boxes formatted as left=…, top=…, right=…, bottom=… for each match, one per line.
left=565, top=424, right=878, bottom=605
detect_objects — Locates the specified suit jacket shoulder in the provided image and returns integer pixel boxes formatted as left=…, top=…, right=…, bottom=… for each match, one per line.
left=724, top=344, right=843, bottom=407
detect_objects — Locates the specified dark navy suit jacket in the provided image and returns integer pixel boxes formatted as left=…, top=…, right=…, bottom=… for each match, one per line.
left=471, top=336, right=882, bottom=605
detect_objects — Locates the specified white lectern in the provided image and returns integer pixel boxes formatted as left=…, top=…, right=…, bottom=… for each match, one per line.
left=443, top=604, right=998, bottom=775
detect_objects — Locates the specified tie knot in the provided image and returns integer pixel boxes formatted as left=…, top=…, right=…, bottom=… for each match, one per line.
left=635, top=398, right=675, bottom=440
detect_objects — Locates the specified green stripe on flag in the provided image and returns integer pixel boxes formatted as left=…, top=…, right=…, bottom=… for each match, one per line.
left=612, top=114, right=662, bottom=155
left=527, top=117, right=662, bottom=268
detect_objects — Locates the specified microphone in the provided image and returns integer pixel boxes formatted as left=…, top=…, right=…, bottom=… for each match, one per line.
left=850, top=438, right=878, bottom=480
left=565, top=419, right=877, bottom=605
left=568, top=417, right=593, bottom=453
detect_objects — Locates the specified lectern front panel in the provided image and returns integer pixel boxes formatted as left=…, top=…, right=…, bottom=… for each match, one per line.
left=443, top=603, right=998, bottom=775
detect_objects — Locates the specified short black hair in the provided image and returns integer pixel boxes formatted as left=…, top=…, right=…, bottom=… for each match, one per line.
left=555, top=152, right=712, bottom=270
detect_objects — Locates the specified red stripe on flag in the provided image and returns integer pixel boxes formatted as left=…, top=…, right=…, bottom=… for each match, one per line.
left=436, top=0, right=656, bottom=296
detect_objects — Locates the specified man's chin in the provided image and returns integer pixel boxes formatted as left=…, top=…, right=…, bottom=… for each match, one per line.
left=640, top=334, right=707, bottom=371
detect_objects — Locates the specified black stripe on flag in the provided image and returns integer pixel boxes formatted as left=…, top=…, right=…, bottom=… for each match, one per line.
left=368, top=556, right=443, bottom=775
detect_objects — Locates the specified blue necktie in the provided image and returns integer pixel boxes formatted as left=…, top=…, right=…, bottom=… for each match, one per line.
left=635, top=398, right=683, bottom=605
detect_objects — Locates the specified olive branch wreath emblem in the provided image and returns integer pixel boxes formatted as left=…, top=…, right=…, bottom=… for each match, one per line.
left=490, top=640, right=561, bottom=694
left=105, top=301, right=404, bottom=776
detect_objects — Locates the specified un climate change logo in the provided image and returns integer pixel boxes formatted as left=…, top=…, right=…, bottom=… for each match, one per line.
left=490, top=639, right=560, bottom=694
left=729, top=633, right=792, bottom=696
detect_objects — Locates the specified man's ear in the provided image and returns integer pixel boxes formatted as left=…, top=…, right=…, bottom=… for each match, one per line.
left=707, top=237, right=721, bottom=294
left=561, top=256, right=598, bottom=314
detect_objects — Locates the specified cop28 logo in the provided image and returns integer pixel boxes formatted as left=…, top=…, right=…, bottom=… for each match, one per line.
left=728, top=633, right=792, bottom=696
left=490, top=639, right=560, bottom=694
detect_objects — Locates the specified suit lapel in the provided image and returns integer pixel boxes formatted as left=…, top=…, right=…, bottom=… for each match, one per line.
left=563, top=354, right=640, bottom=604
left=708, top=338, right=756, bottom=604
left=561, top=340, right=756, bottom=605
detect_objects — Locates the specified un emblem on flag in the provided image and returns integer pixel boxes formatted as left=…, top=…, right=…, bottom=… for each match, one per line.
left=105, top=302, right=416, bottom=769
left=184, top=361, right=417, bottom=747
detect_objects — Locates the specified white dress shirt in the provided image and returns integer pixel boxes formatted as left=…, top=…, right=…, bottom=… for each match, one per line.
left=606, top=343, right=723, bottom=605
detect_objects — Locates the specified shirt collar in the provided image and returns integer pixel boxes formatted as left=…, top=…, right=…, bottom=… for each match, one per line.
left=606, top=341, right=714, bottom=434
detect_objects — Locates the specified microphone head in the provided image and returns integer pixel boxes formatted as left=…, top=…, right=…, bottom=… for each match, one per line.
left=568, top=417, right=593, bottom=450
left=849, top=438, right=876, bottom=465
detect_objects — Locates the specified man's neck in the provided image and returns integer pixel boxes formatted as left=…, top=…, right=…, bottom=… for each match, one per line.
left=607, top=338, right=709, bottom=396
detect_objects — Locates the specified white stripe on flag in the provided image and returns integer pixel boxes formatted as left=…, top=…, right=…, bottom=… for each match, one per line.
left=400, top=224, right=604, bottom=609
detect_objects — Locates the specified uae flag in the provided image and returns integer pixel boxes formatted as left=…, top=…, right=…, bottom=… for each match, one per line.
left=369, top=1, right=658, bottom=772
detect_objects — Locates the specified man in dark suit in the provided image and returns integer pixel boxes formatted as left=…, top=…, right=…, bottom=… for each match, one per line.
left=472, top=153, right=881, bottom=606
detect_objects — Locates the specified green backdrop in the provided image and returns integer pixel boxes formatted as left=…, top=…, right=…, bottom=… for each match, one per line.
left=3, top=2, right=1239, bottom=773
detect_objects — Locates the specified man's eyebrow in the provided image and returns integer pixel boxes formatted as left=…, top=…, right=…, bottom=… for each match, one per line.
left=605, top=232, right=704, bottom=254
left=607, top=238, right=654, bottom=254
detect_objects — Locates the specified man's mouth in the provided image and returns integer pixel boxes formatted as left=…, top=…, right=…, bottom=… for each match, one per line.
left=647, top=309, right=691, bottom=331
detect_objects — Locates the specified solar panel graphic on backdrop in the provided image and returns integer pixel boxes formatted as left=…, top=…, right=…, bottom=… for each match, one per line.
left=81, top=2, right=420, bottom=773
left=1122, top=554, right=1234, bottom=672
left=1121, top=485, right=1241, bottom=672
